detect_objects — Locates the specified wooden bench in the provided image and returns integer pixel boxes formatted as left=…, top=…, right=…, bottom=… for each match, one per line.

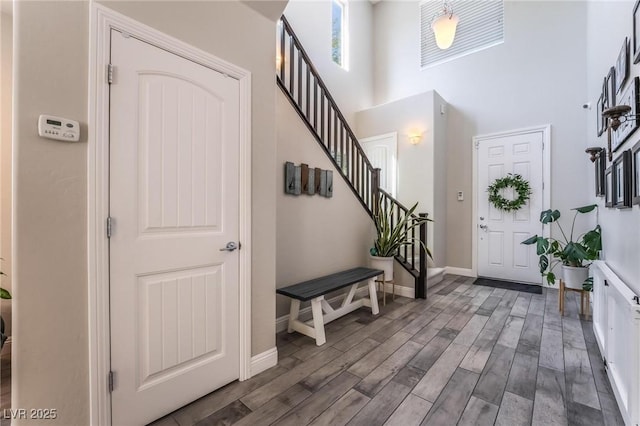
left=276, top=267, right=384, bottom=346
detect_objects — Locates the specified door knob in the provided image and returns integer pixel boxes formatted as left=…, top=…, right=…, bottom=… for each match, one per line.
left=479, top=224, right=488, bottom=231
left=479, top=217, right=485, bottom=221
left=220, top=242, right=239, bottom=252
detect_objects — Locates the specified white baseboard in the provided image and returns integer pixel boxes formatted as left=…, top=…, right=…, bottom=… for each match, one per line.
left=250, top=347, right=278, bottom=376
left=445, top=267, right=476, bottom=278
left=383, top=283, right=415, bottom=299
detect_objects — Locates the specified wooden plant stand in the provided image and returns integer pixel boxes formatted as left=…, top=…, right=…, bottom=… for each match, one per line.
left=559, top=279, right=590, bottom=318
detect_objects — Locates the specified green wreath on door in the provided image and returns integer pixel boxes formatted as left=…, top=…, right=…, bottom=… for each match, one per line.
left=487, top=173, right=531, bottom=212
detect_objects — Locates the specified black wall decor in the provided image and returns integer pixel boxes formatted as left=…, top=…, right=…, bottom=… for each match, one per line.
left=605, top=165, right=614, bottom=207
left=595, top=149, right=606, bottom=197
left=613, top=150, right=632, bottom=208
left=616, top=37, right=630, bottom=94
left=612, top=77, right=640, bottom=152
left=633, top=141, right=640, bottom=205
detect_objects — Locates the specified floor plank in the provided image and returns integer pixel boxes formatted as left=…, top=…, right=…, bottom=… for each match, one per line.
left=347, top=380, right=412, bottom=426
left=355, top=340, right=423, bottom=397
left=347, top=331, right=412, bottom=378
left=532, top=366, right=568, bottom=426
left=458, top=395, right=499, bottom=426
left=494, top=391, right=533, bottom=426
left=420, top=368, right=479, bottom=426
left=383, top=394, right=432, bottom=426
left=412, top=342, right=468, bottom=402
left=505, top=351, right=538, bottom=400
left=308, top=389, right=370, bottom=426
left=472, top=344, right=516, bottom=406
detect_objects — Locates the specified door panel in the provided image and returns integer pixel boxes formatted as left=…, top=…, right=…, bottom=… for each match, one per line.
left=477, top=131, right=544, bottom=284
left=361, top=133, right=397, bottom=196
left=109, top=30, right=240, bottom=425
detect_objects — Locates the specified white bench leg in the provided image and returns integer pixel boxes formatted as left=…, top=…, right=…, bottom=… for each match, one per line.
left=288, top=299, right=300, bottom=333
left=311, top=297, right=326, bottom=346
left=368, top=278, right=379, bottom=315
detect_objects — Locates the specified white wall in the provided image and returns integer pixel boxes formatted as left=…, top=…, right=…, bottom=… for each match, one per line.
left=373, top=1, right=590, bottom=270
left=13, top=2, right=278, bottom=424
left=354, top=90, right=447, bottom=269
left=586, top=0, right=640, bottom=295
left=284, top=0, right=373, bottom=123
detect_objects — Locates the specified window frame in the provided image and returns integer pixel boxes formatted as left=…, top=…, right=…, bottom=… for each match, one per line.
left=331, top=0, right=349, bottom=70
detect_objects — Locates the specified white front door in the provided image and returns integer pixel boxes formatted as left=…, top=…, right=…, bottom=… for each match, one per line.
left=109, top=30, right=241, bottom=425
left=476, top=130, right=545, bottom=284
left=361, top=132, right=397, bottom=196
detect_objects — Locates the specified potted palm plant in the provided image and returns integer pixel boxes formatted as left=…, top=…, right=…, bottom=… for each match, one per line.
left=369, top=200, right=432, bottom=280
left=522, top=204, right=601, bottom=289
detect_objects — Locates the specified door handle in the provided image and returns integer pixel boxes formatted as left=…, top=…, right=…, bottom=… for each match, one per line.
left=220, top=242, right=239, bottom=252
left=479, top=224, right=488, bottom=231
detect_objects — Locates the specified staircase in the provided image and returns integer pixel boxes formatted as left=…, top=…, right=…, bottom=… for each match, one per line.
left=276, top=16, right=429, bottom=298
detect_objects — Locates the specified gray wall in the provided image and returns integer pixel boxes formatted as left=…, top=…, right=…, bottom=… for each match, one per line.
left=276, top=91, right=373, bottom=317
left=1, top=5, right=12, bottom=335
left=13, top=2, right=278, bottom=424
left=586, top=0, right=640, bottom=294
left=373, top=1, right=590, bottom=270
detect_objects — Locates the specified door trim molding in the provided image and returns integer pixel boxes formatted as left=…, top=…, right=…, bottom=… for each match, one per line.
left=88, top=4, right=252, bottom=424
left=471, top=124, right=551, bottom=280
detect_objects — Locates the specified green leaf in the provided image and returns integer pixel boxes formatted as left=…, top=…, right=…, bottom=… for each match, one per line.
left=521, top=235, right=539, bottom=245
left=0, top=288, right=11, bottom=299
left=536, top=238, right=550, bottom=255
left=563, top=242, right=589, bottom=265
left=582, top=277, right=593, bottom=291
left=539, top=254, right=549, bottom=274
left=540, top=209, right=560, bottom=224
left=546, top=271, right=556, bottom=285
left=572, top=204, right=597, bottom=213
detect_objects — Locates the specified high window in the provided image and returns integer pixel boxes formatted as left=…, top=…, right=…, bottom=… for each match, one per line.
left=332, top=0, right=347, bottom=69
left=420, top=0, right=504, bottom=68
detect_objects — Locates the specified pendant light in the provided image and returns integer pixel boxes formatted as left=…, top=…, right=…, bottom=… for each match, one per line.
left=432, top=1, right=459, bottom=50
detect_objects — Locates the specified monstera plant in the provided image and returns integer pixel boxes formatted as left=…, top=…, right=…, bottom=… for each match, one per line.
left=522, top=204, right=601, bottom=290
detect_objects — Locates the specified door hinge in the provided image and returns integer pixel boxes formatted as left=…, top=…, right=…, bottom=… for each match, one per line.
left=542, top=182, right=544, bottom=190
left=108, top=370, right=115, bottom=392
left=107, top=64, right=114, bottom=85
left=604, top=279, right=609, bottom=287
left=475, top=141, right=479, bottom=149
left=603, top=358, right=607, bottom=368
left=106, top=216, right=112, bottom=238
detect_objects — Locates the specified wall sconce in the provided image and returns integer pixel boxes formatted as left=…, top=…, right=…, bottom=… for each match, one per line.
left=602, top=105, right=637, bottom=161
left=585, top=147, right=603, bottom=163
left=408, top=133, right=423, bottom=145
left=432, top=0, right=459, bottom=50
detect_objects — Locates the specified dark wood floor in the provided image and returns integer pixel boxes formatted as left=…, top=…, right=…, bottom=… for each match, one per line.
left=152, top=275, right=623, bottom=425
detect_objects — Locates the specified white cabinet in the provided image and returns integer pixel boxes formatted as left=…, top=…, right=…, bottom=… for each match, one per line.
left=592, top=261, right=640, bottom=426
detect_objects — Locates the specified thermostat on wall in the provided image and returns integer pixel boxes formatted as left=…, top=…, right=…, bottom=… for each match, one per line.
left=38, top=115, right=80, bottom=142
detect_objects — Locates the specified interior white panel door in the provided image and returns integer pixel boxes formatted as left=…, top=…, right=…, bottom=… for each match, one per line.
left=109, top=30, right=240, bottom=425
left=361, top=133, right=397, bottom=196
left=477, top=131, right=544, bottom=284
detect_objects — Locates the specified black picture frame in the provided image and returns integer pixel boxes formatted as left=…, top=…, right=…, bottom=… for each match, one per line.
left=613, top=150, right=632, bottom=209
left=602, top=77, right=610, bottom=111
left=633, top=141, right=640, bottom=205
left=595, top=149, right=606, bottom=197
left=597, top=94, right=605, bottom=137
left=606, top=67, right=616, bottom=108
left=605, top=165, right=614, bottom=207
left=612, top=76, right=640, bottom=152
left=634, top=0, right=640, bottom=64
left=616, top=37, right=630, bottom=94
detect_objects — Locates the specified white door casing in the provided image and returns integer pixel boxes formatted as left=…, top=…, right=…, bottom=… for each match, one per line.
left=360, top=132, right=398, bottom=197
left=109, top=31, right=241, bottom=425
left=473, top=127, right=549, bottom=284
